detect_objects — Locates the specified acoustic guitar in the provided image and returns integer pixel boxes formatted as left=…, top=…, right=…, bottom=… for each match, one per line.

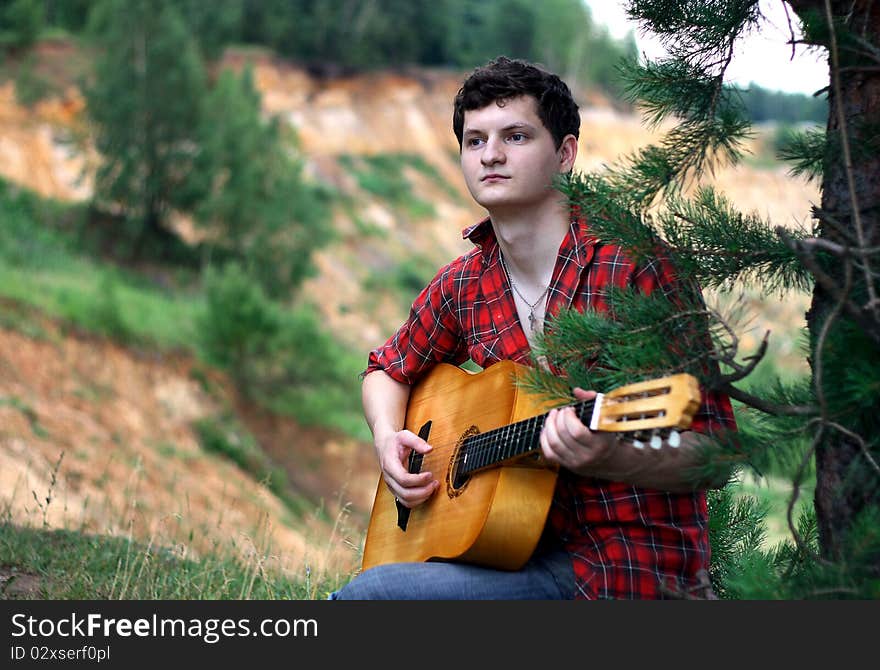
left=361, top=360, right=701, bottom=571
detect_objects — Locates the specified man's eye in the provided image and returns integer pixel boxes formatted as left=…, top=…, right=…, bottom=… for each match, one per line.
left=509, top=133, right=527, bottom=142
left=467, top=137, right=485, bottom=147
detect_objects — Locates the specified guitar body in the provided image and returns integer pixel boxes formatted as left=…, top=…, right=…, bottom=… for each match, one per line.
left=361, top=360, right=559, bottom=572
left=360, top=361, right=701, bottom=573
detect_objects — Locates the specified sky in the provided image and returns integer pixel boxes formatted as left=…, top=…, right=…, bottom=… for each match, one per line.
left=583, top=0, right=829, bottom=95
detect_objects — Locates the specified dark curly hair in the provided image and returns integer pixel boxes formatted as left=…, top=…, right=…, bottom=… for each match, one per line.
left=452, top=56, right=580, bottom=151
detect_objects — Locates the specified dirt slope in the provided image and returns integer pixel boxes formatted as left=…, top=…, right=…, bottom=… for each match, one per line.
left=0, top=304, right=372, bottom=581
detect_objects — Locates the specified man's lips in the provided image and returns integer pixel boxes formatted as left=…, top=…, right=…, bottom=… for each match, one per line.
left=481, top=174, right=510, bottom=181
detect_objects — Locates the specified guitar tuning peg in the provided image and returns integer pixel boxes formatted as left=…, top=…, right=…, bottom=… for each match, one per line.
left=631, top=434, right=645, bottom=449
left=650, top=434, right=662, bottom=449
left=668, top=430, right=681, bottom=448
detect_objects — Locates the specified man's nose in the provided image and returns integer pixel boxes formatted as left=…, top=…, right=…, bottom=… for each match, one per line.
left=481, top=137, right=505, bottom=165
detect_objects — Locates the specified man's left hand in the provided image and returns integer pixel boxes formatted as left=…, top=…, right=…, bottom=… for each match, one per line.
left=539, top=388, right=618, bottom=476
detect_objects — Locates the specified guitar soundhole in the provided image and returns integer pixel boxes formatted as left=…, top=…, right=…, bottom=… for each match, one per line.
left=446, top=425, right=480, bottom=498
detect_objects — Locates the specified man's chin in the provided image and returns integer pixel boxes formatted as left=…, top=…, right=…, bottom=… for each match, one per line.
left=475, top=194, right=522, bottom=211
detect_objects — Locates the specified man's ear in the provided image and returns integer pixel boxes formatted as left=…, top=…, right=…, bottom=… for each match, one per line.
left=558, top=134, right=578, bottom=173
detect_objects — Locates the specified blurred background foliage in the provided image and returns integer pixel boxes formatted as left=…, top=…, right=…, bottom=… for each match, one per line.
left=0, top=0, right=827, bottom=436
left=4, top=0, right=826, bottom=116
left=0, top=1, right=835, bottom=593
left=0, top=0, right=827, bottom=471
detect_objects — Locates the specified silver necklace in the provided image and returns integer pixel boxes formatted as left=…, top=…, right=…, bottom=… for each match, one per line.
left=499, top=253, right=550, bottom=333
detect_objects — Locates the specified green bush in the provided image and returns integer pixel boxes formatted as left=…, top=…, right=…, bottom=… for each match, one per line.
left=250, top=304, right=367, bottom=439
left=13, top=54, right=53, bottom=107
left=0, top=178, right=72, bottom=267
left=193, top=414, right=265, bottom=475
left=88, top=271, right=137, bottom=344
left=196, top=262, right=280, bottom=385
left=0, top=0, right=44, bottom=51
left=364, top=255, right=437, bottom=311
left=195, top=262, right=365, bottom=438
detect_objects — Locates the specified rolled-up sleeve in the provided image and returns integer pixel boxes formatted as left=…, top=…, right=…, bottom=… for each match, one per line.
left=363, top=265, right=469, bottom=385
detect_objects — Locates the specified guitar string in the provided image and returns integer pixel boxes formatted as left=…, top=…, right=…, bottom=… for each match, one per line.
left=407, top=403, right=591, bottom=478
left=409, top=396, right=673, bottom=478
left=447, top=403, right=678, bottom=472
left=460, top=418, right=542, bottom=472
left=454, top=400, right=596, bottom=473
left=410, top=421, right=670, bottom=482
left=461, top=420, right=672, bottom=473
left=465, top=407, right=574, bottom=455
left=443, top=396, right=665, bottom=472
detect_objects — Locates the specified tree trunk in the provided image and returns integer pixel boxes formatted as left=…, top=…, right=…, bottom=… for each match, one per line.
left=132, top=195, right=178, bottom=262
left=791, top=0, right=880, bottom=561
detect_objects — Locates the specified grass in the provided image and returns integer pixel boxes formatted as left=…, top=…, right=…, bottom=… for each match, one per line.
left=0, top=519, right=349, bottom=600
left=338, top=153, right=441, bottom=219
left=0, top=260, right=201, bottom=350
left=0, top=446, right=360, bottom=600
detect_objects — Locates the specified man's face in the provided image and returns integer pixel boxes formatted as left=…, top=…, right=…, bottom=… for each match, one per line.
left=459, top=95, right=573, bottom=214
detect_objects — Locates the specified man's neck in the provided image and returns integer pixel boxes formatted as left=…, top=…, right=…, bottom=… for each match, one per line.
left=489, top=199, right=570, bottom=284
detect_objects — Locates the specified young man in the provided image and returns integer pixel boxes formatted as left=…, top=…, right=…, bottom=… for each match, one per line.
left=332, top=56, right=736, bottom=599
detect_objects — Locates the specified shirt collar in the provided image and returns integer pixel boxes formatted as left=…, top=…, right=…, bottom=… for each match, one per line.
left=461, top=210, right=596, bottom=267
left=461, top=217, right=495, bottom=259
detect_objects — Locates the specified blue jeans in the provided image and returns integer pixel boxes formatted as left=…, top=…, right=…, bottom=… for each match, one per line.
left=330, top=549, right=575, bottom=600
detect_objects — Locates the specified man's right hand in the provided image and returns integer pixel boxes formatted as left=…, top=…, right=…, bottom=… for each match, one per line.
left=362, top=369, right=439, bottom=508
left=376, top=429, right=439, bottom=508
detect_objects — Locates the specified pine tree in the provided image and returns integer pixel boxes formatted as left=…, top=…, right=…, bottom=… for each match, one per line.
left=188, top=66, right=332, bottom=298
left=526, top=0, right=879, bottom=598
left=84, top=0, right=205, bottom=255
left=0, top=0, right=44, bottom=52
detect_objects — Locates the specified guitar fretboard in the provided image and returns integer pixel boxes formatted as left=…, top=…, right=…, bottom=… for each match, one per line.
left=457, top=399, right=597, bottom=476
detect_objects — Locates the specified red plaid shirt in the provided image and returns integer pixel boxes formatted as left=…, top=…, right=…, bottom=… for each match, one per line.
left=365, top=217, right=737, bottom=599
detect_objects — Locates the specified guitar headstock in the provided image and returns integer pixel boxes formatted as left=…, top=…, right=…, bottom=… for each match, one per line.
left=592, top=373, right=701, bottom=448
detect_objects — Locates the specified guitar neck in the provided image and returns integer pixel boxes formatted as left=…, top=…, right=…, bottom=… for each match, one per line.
left=457, top=398, right=597, bottom=476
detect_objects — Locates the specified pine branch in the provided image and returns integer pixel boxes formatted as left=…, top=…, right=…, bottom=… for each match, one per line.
left=660, top=187, right=813, bottom=293
left=823, top=420, right=880, bottom=477
left=573, top=1, right=755, bottom=208
left=568, top=175, right=814, bottom=297
left=707, top=487, right=771, bottom=599
left=800, top=237, right=880, bottom=258
left=611, top=0, right=880, bottom=599
left=776, top=127, right=826, bottom=182
left=620, top=58, right=738, bottom=127
left=723, top=383, right=817, bottom=417
left=525, top=288, right=729, bottom=398
left=626, top=0, right=762, bottom=61
left=812, top=206, right=859, bottom=244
